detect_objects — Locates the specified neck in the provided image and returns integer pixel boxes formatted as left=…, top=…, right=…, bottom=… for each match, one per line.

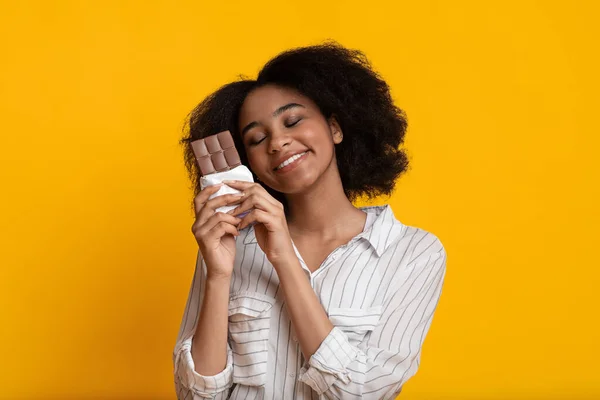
left=285, top=161, right=366, bottom=242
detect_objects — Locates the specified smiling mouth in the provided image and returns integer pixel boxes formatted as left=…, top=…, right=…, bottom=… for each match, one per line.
left=273, top=151, right=308, bottom=171
left=273, top=151, right=309, bottom=173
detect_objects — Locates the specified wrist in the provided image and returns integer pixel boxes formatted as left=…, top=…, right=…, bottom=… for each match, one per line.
left=206, top=273, right=232, bottom=285
left=270, top=251, right=301, bottom=271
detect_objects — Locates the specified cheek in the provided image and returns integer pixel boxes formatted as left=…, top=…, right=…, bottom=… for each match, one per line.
left=304, top=122, right=333, bottom=144
left=245, top=149, right=268, bottom=173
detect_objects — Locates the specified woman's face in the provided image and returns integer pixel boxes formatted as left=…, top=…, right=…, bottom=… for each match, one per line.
left=238, top=84, right=343, bottom=195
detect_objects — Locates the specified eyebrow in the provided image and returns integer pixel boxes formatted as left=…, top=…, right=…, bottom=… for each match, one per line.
left=241, top=103, right=305, bottom=137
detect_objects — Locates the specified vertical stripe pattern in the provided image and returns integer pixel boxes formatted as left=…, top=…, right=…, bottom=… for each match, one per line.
left=173, top=204, right=447, bottom=399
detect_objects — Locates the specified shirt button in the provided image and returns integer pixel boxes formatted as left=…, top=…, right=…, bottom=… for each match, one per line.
left=289, top=372, right=295, bottom=378
left=292, top=336, right=298, bottom=342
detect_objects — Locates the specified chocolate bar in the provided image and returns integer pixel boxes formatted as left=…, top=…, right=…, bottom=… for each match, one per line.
left=191, top=130, right=242, bottom=176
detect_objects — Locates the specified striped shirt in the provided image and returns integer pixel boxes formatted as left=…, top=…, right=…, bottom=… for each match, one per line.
left=173, top=204, right=447, bottom=399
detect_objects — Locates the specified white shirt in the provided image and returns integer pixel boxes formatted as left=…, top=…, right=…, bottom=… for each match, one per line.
left=173, top=204, right=447, bottom=399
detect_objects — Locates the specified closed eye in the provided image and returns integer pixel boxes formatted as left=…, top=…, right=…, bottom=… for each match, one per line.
left=285, top=118, right=301, bottom=128
left=250, top=136, right=266, bottom=146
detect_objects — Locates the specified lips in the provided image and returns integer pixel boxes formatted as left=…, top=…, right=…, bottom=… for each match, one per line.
left=272, top=151, right=308, bottom=171
left=273, top=151, right=310, bottom=175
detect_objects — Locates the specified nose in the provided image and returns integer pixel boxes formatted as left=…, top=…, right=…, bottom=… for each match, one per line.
left=267, top=129, right=291, bottom=154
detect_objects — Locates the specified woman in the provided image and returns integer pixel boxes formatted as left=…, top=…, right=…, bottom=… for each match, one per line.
left=173, top=42, right=447, bottom=400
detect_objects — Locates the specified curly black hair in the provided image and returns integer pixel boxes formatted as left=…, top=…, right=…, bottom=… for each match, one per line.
left=180, top=41, right=410, bottom=215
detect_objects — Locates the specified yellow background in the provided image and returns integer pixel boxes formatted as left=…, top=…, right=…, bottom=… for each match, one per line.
left=1, top=1, right=598, bottom=399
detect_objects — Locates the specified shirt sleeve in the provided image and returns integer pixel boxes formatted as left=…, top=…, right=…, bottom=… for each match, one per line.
left=297, top=246, right=447, bottom=399
left=173, top=249, right=234, bottom=399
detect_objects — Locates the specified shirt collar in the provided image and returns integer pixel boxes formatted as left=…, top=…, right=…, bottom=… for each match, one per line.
left=242, top=204, right=403, bottom=257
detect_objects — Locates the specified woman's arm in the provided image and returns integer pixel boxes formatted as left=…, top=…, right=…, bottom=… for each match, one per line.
left=173, top=252, right=234, bottom=399
left=220, top=180, right=448, bottom=398
left=191, top=274, right=231, bottom=375
left=274, top=247, right=447, bottom=399
left=274, top=256, right=335, bottom=360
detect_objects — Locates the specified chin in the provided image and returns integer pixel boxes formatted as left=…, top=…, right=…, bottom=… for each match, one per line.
left=272, top=174, right=318, bottom=195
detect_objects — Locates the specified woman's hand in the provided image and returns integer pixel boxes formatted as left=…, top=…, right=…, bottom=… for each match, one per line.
left=223, top=180, right=295, bottom=265
left=191, top=183, right=246, bottom=279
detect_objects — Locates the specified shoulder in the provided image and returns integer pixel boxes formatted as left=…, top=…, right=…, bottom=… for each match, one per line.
left=378, top=214, right=447, bottom=278
left=373, top=204, right=446, bottom=262
left=379, top=224, right=448, bottom=303
left=395, top=225, right=446, bottom=261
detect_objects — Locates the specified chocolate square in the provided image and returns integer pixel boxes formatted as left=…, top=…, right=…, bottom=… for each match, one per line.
left=191, top=130, right=242, bottom=176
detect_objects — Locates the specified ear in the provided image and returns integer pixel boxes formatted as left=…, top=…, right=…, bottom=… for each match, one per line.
left=328, top=115, right=343, bottom=144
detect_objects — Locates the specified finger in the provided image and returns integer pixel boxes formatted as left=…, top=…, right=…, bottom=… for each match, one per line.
left=204, top=192, right=246, bottom=212
left=197, top=198, right=244, bottom=228
left=224, top=180, right=270, bottom=201
left=246, top=186, right=281, bottom=209
left=194, top=212, right=242, bottom=236
left=206, top=211, right=242, bottom=228
left=226, top=192, right=278, bottom=217
left=207, top=220, right=241, bottom=239
left=197, top=192, right=246, bottom=223
left=224, top=182, right=280, bottom=210
left=238, top=209, right=274, bottom=231
left=222, top=180, right=254, bottom=189
left=194, top=184, right=224, bottom=215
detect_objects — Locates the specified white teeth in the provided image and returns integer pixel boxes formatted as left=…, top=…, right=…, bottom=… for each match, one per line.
left=276, top=152, right=306, bottom=170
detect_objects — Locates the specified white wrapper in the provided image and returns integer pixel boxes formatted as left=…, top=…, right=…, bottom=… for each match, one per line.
left=199, top=165, right=254, bottom=214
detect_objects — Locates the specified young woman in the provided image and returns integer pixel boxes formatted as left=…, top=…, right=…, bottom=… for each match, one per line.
left=173, top=42, right=447, bottom=400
